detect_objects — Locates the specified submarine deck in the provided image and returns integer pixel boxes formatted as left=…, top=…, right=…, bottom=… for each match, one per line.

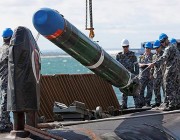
left=0, top=109, right=180, bottom=140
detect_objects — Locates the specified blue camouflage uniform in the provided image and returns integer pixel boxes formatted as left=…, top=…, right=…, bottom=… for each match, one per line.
left=116, top=51, right=139, bottom=108
left=154, top=43, right=180, bottom=110
left=139, top=53, right=154, bottom=106
left=0, top=42, right=12, bottom=131
left=151, top=50, right=164, bottom=105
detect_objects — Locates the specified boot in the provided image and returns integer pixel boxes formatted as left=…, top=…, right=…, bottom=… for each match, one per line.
left=0, top=122, right=12, bottom=133
left=145, top=102, right=151, bottom=107
left=163, top=105, right=176, bottom=111
left=121, top=105, right=128, bottom=109
left=151, top=103, right=160, bottom=108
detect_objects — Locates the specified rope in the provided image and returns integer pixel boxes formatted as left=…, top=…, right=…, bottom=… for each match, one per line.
left=119, top=65, right=151, bottom=89
left=133, top=65, right=151, bottom=80
left=36, top=32, right=40, bottom=41
left=35, top=32, right=42, bottom=54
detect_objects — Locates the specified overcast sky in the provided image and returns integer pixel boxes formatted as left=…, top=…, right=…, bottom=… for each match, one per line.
left=1, top=0, right=180, bottom=52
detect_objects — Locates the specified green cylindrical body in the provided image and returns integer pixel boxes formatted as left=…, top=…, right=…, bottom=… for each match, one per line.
left=33, top=8, right=139, bottom=95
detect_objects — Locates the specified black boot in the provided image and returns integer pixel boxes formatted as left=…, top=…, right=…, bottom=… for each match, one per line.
left=145, top=102, right=151, bottom=107
left=121, top=105, right=128, bottom=109
left=163, top=105, right=176, bottom=111
left=151, top=103, right=160, bottom=108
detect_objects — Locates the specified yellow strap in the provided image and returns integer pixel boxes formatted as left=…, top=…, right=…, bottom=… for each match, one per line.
left=89, top=29, right=95, bottom=39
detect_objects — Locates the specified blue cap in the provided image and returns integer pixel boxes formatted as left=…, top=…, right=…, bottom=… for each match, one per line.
left=170, top=38, right=177, bottom=45
left=153, top=40, right=161, bottom=49
left=2, top=28, right=13, bottom=38
left=145, top=42, right=152, bottom=49
left=159, top=33, right=168, bottom=41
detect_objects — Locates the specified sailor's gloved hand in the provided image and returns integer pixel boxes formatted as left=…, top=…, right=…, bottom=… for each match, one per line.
left=139, top=63, right=148, bottom=68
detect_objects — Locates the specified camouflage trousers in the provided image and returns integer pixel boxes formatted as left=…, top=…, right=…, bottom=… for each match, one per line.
left=121, top=93, right=140, bottom=108
left=0, top=88, right=11, bottom=131
left=139, top=77, right=153, bottom=105
left=163, top=71, right=179, bottom=107
left=153, top=77, right=163, bottom=104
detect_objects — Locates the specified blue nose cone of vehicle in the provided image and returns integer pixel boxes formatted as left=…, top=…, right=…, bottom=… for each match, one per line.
left=32, top=8, right=65, bottom=36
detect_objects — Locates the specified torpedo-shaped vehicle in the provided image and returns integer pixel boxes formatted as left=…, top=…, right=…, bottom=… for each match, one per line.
left=32, top=8, right=140, bottom=96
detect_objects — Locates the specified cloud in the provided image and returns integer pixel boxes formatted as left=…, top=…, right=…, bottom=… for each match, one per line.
left=0, top=0, right=180, bottom=50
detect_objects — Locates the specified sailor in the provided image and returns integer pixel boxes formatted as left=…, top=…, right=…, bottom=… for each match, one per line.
left=138, top=42, right=154, bottom=107
left=0, top=28, right=13, bottom=132
left=151, top=40, right=164, bottom=107
left=116, top=39, right=139, bottom=109
left=169, top=38, right=180, bottom=108
left=148, top=34, right=180, bottom=111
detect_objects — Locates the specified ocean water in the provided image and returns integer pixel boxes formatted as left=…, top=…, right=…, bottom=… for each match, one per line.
left=41, top=55, right=157, bottom=108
